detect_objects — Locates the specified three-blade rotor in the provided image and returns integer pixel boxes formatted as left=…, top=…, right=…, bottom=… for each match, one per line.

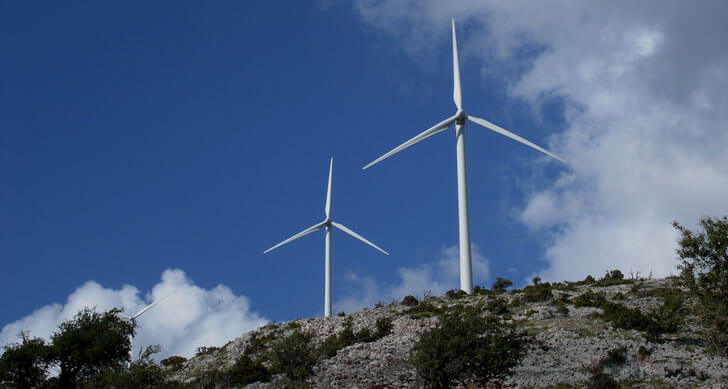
left=363, top=19, right=567, bottom=170
left=264, top=159, right=388, bottom=255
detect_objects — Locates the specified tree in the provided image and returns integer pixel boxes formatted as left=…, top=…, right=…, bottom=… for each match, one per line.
left=673, top=215, right=728, bottom=354
left=491, top=277, right=513, bottom=293
left=0, top=332, right=53, bottom=389
left=51, top=307, right=135, bottom=387
left=410, top=307, right=530, bottom=388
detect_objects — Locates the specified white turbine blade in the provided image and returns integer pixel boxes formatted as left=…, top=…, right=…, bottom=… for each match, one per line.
left=325, top=158, right=333, bottom=218
left=452, top=19, right=462, bottom=110
left=331, top=221, right=389, bottom=255
left=468, top=115, right=567, bottom=164
left=264, top=221, right=326, bottom=253
left=363, top=115, right=457, bottom=170
left=119, top=313, right=132, bottom=321
left=131, top=290, right=176, bottom=320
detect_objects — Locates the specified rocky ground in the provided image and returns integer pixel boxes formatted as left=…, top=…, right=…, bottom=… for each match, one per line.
left=167, top=277, right=728, bottom=388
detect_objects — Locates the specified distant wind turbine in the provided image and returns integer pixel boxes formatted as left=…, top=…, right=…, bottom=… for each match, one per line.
left=264, top=158, right=388, bottom=317
left=120, top=290, right=176, bottom=360
left=363, top=19, right=566, bottom=294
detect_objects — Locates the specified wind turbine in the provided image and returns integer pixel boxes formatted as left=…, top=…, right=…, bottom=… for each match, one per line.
left=264, top=158, right=388, bottom=317
left=119, top=290, right=176, bottom=361
left=363, top=19, right=566, bottom=294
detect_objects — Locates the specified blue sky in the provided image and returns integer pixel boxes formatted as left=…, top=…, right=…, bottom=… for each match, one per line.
left=3, top=2, right=727, bottom=358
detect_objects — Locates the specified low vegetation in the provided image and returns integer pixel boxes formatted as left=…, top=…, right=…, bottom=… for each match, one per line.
left=410, top=305, right=530, bottom=388
left=1, top=214, right=726, bottom=387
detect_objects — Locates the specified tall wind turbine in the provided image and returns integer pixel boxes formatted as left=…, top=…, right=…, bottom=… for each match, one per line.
left=363, top=20, right=566, bottom=294
left=120, top=290, right=176, bottom=360
left=264, top=158, right=388, bottom=317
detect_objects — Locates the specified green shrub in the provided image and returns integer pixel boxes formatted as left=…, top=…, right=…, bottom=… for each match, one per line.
left=337, top=311, right=346, bottom=317
left=522, top=282, right=554, bottom=302
left=244, top=332, right=278, bottom=356
left=160, top=355, right=186, bottom=371
left=587, top=372, right=619, bottom=389
left=473, top=285, right=493, bottom=296
left=317, top=317, right=392, bottom=359
left=593, top=269, right=633, bottom=287
left=404, top=302, right=444, bottom=319
left=374, top=317, right=394, bottom=338
left=445, top=289, right=468, bottom=299
left=401, top=295, right=419, bottom=306
left=410, top=308, right=530, bottom=388
left=228, top=355, right=271, bottom=386
left=268, top=330, right=317, bottom=382
left=673, top=216, right=728, bottom=354
left=492, top=277, right=513, bottom=293
left=486, top=297, right=510, bottom=316
left=555, top=301, right=570, bottom=315
left=572, top=291, right=607, bottom=307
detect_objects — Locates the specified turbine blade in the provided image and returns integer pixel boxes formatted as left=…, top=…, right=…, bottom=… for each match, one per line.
left=331, top=221, right=389, bottom=255
left=325, top=158, right=333, bottom=218
left=131, top=290, right=176, bottom=319
left=467, top=115, right=567, bottom=164
left=264, top=221, right=326, bottom=253
left=452, top=19, right=462, bottom=110
left=362, top=115, right=457, bottom=170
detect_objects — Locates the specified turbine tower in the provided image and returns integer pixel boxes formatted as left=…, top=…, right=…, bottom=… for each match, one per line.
left=264, top=158, right=388, bottom=317
left=120, top=290, right=176, bottom=361
left=363, top=20, right=566, bottom=294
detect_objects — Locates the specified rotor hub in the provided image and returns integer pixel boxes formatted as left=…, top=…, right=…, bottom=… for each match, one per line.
left=455, top=110, right=467, bottom=125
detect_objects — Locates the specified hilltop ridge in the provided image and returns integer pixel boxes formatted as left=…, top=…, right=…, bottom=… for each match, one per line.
left=166, top=275, right=728, bottom=388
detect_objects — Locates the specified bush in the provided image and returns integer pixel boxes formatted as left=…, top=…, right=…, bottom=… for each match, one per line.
left=492, top=277, right=513, bottom=293
left=572, top=291, right=607, bottom=307
left=485, top=298, right=510, bottom=316
left=404, top=302, right=444, bottom=319
left=586, top=347, right=626, bottom=388
left=91, top=345, right=172, bottom=388
left=522, top=282, right=554, bottom=302
left=160, top=355, right=186, bottom=371
left=410, top=307, right=530, bottom=388
left=445, top=289, right=468, bottom=299
left=229, top=355, right=271, bottom=386
left=472, top=285, right=492, bottom=296
left=593, top=269, right=633, bottom=287
left=673, top=216, right=728, bottom=354
left=318, top=317, right=393, bottom=359
left=401, top=295, right=419, bottom=306
left=268, top=330, right=317, bottom=382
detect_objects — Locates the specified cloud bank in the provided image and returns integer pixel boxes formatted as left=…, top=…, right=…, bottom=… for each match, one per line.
left=351, top=1, right=728, bottom=282
left=334, top=244, right=489, bottom=313
left=0, top=269, right=267, bottom=360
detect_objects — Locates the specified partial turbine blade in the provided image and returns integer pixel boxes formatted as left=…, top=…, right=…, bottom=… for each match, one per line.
left=131, top=290, right=177, bottom=320
left=363, top=115, right=457, bottom=170
left=325, top=158, right=333, bottom=218
left=452, top=19, right=462, bottom=110
left=468, top=115, right=567, bottom=164
left=331, top=221, right=389, bottom=255
left=264, top=221, right=326, bottom=253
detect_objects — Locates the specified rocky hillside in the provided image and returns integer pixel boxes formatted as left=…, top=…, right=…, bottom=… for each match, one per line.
left=165, top=276, right=728, bottom=388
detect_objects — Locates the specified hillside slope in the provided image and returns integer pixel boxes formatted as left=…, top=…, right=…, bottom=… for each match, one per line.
left=168, top=277, right=728, bottom=388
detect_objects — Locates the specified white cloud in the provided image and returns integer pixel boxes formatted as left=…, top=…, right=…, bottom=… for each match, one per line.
left=0, top=269, right=267, bottom=360
left=351, top=1, right=728, bottom=282
left=333, top=244, right=489, bottom=313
